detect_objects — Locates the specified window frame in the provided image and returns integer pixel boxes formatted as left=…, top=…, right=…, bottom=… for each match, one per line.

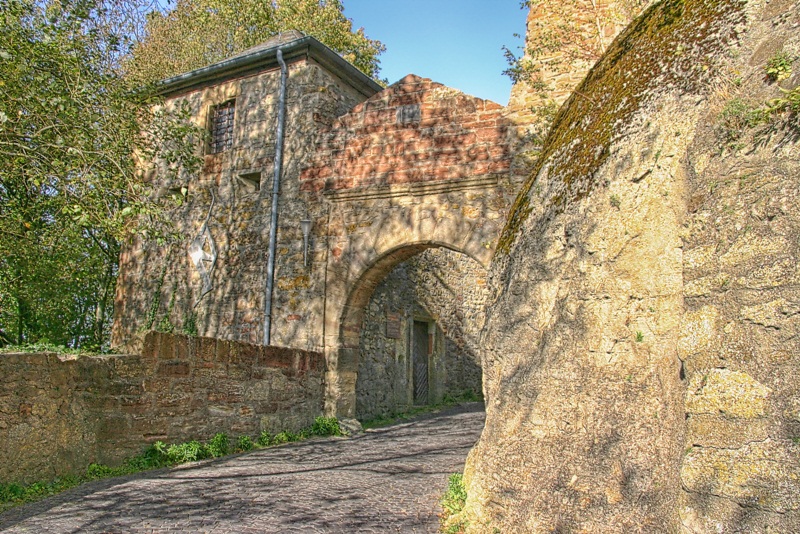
left=207, top=99, right=236, bottom=155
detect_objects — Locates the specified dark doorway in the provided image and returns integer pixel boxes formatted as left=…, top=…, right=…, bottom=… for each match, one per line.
left=413, top=321, right=430, bottom=405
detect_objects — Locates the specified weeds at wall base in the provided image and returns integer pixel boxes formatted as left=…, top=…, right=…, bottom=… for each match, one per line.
left=439, top=473, right=469, bottom=533
left=0, top=342, right=102, bottom=357
left=0, top=416, right=342, bottom=514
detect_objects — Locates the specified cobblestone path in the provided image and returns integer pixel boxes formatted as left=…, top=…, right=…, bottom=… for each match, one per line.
left=0, top=403, right=484, bottom=533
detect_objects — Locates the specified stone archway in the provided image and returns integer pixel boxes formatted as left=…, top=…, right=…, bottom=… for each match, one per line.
left=323, top=240, right=489, bottom=418
left=298, top=74, right=524, bottom=418
left=355, top=247, right=488, bottom=420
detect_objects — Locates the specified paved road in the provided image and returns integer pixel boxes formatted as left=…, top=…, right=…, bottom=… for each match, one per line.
left=0, top=403, right=484, bottom=533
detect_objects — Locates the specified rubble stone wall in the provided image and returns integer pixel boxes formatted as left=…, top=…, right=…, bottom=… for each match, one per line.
left=465, top=0, right=800, bottom=531
left=356, top=248, right=486, bottom=420
left=0, top=332, right=324, bottom=485
left=300, top=74, right=510, bottom=193
left=113, top=58, right=366, bottom=353
left=294, top=75, right=518, bottom=417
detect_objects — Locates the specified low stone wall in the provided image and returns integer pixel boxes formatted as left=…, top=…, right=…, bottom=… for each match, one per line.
left=0, top=352, right=99, bottom=485
left=0, top=332, right=324, bottom=485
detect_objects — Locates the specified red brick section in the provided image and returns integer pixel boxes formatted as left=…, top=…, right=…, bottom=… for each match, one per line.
left=300, top=74, right=511, bottom=192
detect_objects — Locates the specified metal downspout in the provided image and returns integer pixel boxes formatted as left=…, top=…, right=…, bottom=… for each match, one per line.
left=263, top=48, right=288, bottom=346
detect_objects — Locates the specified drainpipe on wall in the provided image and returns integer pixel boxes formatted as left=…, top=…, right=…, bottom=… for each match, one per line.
left=263, top=47, right=288, bottom=346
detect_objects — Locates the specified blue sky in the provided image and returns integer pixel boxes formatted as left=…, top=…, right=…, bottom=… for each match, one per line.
left=342, top=1, right=528, bottom=105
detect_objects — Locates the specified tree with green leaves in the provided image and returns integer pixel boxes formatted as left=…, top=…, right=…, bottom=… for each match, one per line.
left=0, top=0, right=201, bottom=348
left=126, top=0, right=386, bottom=85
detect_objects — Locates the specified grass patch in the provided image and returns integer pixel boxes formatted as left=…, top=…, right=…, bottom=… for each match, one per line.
left=439, top=473, right=469, bottom=533
left=0, top=417, right=345, bottom=513
left=765, top=50, right=793, bottom=82
left=361, top=390, right=483, bottom=430
left=310, top=415, right=343, bottom=437
left=0, top=342, right=101, bottom=357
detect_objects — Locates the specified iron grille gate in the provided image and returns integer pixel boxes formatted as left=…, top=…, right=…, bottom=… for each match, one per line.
left=413, top=321, right=429, bottom=405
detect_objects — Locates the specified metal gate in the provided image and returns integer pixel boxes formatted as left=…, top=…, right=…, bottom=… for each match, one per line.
left=413, top=321, right=429, bottom=405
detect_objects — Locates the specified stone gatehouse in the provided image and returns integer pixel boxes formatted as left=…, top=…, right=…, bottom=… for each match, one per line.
left=113, top=31, right=524, bottom=419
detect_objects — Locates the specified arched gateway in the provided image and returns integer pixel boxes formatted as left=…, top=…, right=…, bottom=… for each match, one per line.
left=113, top=35, right=527, bottom=419
left=323, top=232, right=495, bottom=418
left=300, top=74, right=524, bottom=418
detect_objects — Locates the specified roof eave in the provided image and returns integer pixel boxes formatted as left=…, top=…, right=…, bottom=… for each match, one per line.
left=156, top=36, right=382, bottom=98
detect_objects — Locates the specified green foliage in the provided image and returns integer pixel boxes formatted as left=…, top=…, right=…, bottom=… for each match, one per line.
left=762, top=86, right=800, bottom=116
left=716, top=87, right=800, bottom=152
left=0, top=483, right=25, bottom=502
left=271, top=431, right=290, bottom=445
left=155, top=316, right=175, bottom=334
left=0, top=0, right=202, bottom=349
left=635, top=331, right=645, bottom=342
left=310, top=416, right=343, bottom=437
left=0, top=418, right=346, bottom=512
left=182, top=313, right=199, bottom=337
left=126, top=0, right=385, bottom=84
left=765, top=50, right=793, bottom=82
left=716, top=98, right=765, bottom=149
left=85, top=463, right=117, bottom=479
left=441, top=474, right=467, bottom=514
left=257, top=430, right=273, bottom=447
left=167, top=440, right=207, bottom=463
left=206, top=433, right=229, bottom=457
left=0, top=341, right=89, bottom=355
left=364, top=390, right=484, bottom=429
left=0, top=476, right=82, bottom=513
left=124, top=441, right=171, bottom=470
left=272, top=430, right=304, bottom=444
left=439, top=473, right=469, bottom=533
left=236, top=435, right=254, bottom=452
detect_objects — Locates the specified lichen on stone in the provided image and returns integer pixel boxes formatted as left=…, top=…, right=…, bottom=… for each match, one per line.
left=497, top=0, right=747, bottom=255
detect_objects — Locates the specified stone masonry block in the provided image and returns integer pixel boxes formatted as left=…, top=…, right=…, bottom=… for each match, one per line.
left=157, top=361, right=191, bottom=378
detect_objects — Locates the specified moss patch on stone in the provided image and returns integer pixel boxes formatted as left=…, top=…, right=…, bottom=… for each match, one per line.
left=497, top=0, right=747, bottom=255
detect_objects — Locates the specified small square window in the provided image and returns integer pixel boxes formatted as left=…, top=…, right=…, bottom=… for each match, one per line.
left=237, top=171, right=261, bottom=193
left=209, top=100, right=235, bottom=154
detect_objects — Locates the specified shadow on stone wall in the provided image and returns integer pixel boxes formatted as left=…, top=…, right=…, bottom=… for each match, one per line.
left=0, top=332, right=324, bottom=485
left=357, top=248, right=486, bottom=420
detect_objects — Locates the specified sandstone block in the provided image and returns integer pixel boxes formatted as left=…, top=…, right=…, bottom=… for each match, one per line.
left=686, top=369, right=771, bottom=418
left=682, top=440, right=800, bottom=513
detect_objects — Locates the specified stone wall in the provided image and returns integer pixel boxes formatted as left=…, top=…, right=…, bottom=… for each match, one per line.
left=112, top=41, right=518, bottom=420
left=464, top=0, right=800, bottom=531
left=677, top=0, right=800, bottom=527
left=113, top=59, right=514, bottom=427
left=357, top=248, right=486, bottom=420
left=504, top=0, right=651, bottom=181
left=0, top=352, right=98, bottom=485
left=0, top=332, right=324, bottom=485
left=113, top=57, right=367, bottom=353
left=294, top=75, right=517, bottom=417
left=507, top=0, right=645, bottom=115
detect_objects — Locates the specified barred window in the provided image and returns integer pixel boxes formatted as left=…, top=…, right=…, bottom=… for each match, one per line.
left=209, top=100, right=235, bottom=154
